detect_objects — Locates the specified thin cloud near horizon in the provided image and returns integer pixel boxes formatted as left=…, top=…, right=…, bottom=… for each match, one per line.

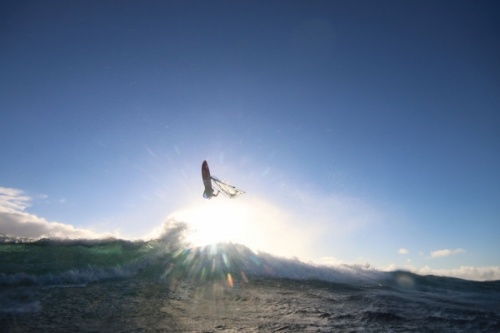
left=430, top=248, right=466, bottom=258
left=0, top=187, right=98, bottom=239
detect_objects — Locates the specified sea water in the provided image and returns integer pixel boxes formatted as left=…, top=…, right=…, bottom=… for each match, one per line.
left=1, top=223, right=499, bottom=332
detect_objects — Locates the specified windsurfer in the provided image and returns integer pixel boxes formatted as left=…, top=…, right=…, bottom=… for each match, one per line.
left=203, top=187, right=219, bottom=199
left=201, top=160, right=244, bottom=199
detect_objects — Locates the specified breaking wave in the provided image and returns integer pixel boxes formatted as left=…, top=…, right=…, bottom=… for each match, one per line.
left=1, top=220, right=498, bottom=293
left=0, top=220, right=377, bottom=287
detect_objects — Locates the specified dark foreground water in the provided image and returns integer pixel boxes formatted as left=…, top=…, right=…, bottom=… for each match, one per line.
left=1, top=224, right=499, bottom=332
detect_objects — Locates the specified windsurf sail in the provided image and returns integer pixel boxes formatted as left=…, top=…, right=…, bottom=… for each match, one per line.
left=211, top=176, right=245, bottom=198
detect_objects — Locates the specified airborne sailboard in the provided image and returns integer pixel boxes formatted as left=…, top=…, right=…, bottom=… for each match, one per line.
left=201, top=160, right=245, bottom=199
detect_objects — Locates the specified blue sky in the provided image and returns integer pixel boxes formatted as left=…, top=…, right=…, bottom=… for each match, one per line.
left=1, top=1, right=499, bottom=280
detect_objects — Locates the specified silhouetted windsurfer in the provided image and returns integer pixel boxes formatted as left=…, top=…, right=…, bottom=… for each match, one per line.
left=201, top=160, right=245, bottom=199
left=202, top=160, right=218, bottom=199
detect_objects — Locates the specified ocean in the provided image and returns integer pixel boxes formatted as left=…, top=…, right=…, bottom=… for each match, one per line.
left=1, top=222, right=499, bottom=332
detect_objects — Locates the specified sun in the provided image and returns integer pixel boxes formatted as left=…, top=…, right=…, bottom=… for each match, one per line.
left=171, top=199, right=253, bottom=247
left=168, top=197, right=313, bottom=260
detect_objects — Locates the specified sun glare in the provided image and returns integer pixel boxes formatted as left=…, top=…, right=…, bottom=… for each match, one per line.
left=171, top=200, right=253, bottom=247
left=168, top=197, right=314, bottom=260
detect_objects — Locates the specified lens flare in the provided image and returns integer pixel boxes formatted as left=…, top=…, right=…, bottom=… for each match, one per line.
left=167, top=196, right=313, bottom=261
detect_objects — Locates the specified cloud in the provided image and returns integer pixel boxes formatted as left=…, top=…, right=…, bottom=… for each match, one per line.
left=0, top=187, right=30, bottom=213
left=382, top=263, right=500, bottom=281
left=316, top=256, right=344, bottom=266
left=398, top=248, right=409, bottom=255
left=0, top=187, right=99, bottom=239
left=430, top=248, right=465, bottom=258
left=415, top=265, right=500, bottom=282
